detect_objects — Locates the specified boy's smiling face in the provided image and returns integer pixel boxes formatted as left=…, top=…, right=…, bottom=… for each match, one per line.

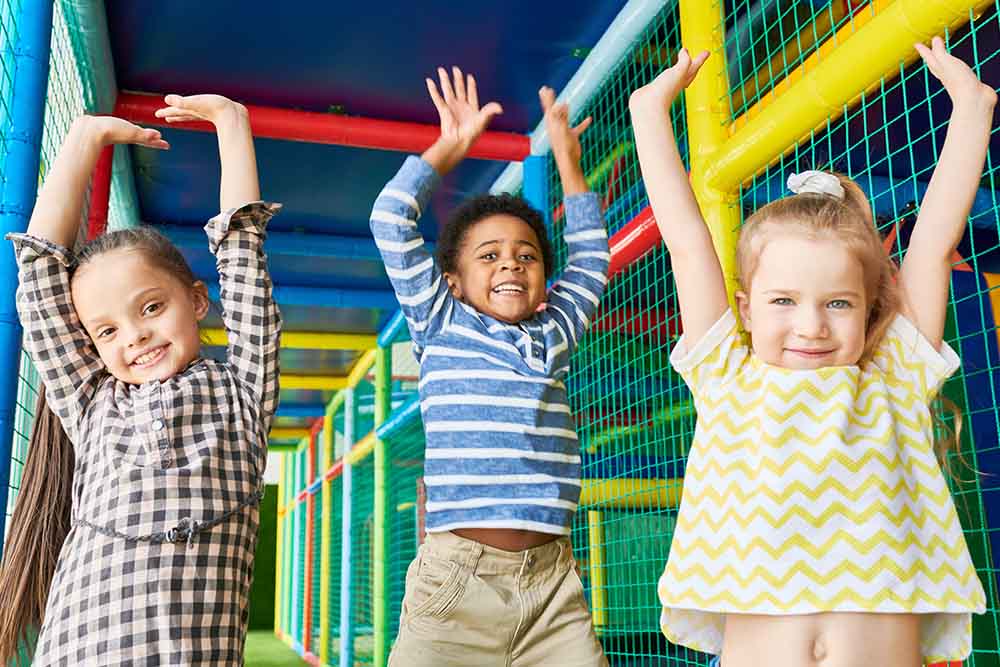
left=444, top=214, right=547, bottom=324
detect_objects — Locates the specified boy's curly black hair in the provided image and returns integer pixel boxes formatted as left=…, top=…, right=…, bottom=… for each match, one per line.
left=436, top=193, right=555, bottom=279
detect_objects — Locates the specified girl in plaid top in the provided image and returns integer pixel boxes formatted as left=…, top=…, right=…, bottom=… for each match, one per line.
left=0, top=94, right=281, bottom=666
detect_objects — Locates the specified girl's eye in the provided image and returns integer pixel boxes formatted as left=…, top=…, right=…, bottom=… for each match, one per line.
left=519, top=254, right=536, bottom=262
left=143, top=302, right=163, bottom=316
left=770, top=297, right=794, bottom=306
left=828, top=299, right=852, bottom=309
left=479, top=253, right=497, bottom=261
left=97, top=327, right=115, bottom=339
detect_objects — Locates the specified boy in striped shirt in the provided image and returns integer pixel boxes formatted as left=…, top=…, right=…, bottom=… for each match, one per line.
left=375, top=67, right=609, bottom=667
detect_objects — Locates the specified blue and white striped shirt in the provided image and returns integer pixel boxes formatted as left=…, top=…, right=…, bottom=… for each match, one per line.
left=371, top=156, right=610, bottom=535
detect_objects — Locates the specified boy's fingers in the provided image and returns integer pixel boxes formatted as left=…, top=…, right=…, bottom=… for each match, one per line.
left=164, top=93, right=184, bottom=107
left=438, top=67, right=455, bottom=103
left=467, top=74, right=479, bottom=110
left=426, top=78, right=447, bottom=111
left=572, top=116, right=593, bottom=137
left=538, top=86, right=556, bottom=112
left=453, top=66, right=467, bottom=101
left=480, top=101, right=503, bottom=119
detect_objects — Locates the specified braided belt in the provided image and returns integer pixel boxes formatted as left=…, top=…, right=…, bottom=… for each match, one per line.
left=74, top=488, right=264, bottom=548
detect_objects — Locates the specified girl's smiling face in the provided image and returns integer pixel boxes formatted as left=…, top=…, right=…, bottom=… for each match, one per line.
left=71, top=248, right=209, bottom=385
left=444, top=214, right=547, bottom=323
left=737, top=235, right=868, bottom=369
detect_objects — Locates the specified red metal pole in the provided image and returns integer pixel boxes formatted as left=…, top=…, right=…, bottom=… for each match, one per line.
left=115, top=92, right=530, bottom=162
left=608, top=205, right=660, bottom=279
left=87, top=145, right=114, bottom=240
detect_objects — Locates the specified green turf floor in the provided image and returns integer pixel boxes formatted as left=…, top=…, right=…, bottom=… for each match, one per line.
left=244, top=630, right=304, bottom=667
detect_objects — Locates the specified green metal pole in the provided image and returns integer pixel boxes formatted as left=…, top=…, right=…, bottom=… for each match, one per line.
left=373, top=345, right=393, bottom=666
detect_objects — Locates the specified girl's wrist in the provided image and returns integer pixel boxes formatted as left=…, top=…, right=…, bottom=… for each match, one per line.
left=950, top=86, right=997, bottom=115
left=71, top=116, right=110, bottom=151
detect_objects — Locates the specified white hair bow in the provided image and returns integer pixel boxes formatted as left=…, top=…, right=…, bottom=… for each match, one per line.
left=787, top=170, right=845, bottom=200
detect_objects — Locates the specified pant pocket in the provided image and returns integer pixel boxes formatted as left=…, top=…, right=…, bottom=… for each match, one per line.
left=406, top=552, right=467, bottom=620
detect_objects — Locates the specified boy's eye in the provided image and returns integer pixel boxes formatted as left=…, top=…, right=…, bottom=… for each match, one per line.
left=828, top=299, right=852, bottom=309
left=143, top=302, right=163, bottom=316
left=96, top=327, right=115, bottom=339
left=519, top=254, right=536, bottom=262
left=479, top=252, right=497, bottom=261
left=770, top=297, right=794, bottom=306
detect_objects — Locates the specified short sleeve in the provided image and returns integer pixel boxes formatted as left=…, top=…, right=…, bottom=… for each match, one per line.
left=874, top=313, right=961, bottom=400
left=669, top=309, right=749, bottom=400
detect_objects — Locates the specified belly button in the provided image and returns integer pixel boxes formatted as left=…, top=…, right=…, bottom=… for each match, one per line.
left=811, top=637, right=827, bottom=662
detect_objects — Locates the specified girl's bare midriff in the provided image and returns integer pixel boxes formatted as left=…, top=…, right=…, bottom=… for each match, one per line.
left=451, top=527, right=559, bottom=552
left=722, top=612, right=922, bottom=667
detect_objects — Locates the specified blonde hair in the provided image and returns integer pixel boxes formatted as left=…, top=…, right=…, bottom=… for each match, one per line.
left=736, top=172, right=899, bottom=364
left=736, top=171, right=964, bottom=470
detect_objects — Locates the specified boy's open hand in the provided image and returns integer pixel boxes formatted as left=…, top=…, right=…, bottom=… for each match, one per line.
left=629, top=48, right=710, bottom=115
left=426, top=67, right=503, bottom=152
left=916, top=36, right=996, bottom=110
left=155, top=94, right=249, bottom=128
left=539, top=86, right=591, bottom=168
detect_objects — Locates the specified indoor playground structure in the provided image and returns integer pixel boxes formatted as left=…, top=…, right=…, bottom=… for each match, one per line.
left=3, top=1, right=1000, bottom=666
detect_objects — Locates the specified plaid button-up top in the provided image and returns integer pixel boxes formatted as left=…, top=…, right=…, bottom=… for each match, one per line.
left=9, top=201, right=281, bottom=665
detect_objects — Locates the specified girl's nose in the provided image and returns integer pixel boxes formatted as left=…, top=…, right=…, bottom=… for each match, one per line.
left=794, top=308, right=828, bottom=338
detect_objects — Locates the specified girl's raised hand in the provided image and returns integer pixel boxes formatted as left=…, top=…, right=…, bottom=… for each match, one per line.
left=629, top=48, right=710, bottom=114
left=916, top=36, right=997, bottom=109
left=155, top=94, right=248, bottom=127
left=89, top=116, right=169, bottom=150
left=539, top=86, right=591, bottom=169
left=426, top=67, right=503, bottom=151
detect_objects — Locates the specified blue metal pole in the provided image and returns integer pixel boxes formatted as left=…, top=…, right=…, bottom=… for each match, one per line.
left=339, top=388, right=355, bottom=667
left=522, top=155, right=550, bottom=228
left=0, top=0, right=54, bottom=556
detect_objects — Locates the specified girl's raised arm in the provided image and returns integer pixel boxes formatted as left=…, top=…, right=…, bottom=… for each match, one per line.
left=158, top=95, right=282, bottom=426
left=629, top=50, right=729, bottom=345
left=900, top=37, right=996, bottom=348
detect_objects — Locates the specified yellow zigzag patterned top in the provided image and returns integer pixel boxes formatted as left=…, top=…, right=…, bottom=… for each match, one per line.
left=657, top=310, right=986, bottom=662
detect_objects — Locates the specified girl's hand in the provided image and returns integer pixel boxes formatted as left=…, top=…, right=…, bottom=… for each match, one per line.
left=916, top=36, right=997, bottom=110
left=426, top=66, right=503, bottom=153
left=86, top=115, right=169, bottom=150
left=629, top=48, right=710, bottom=115
left=539, top=86, right=591, bottom=170
left=155, top=94, right=249, bottom=128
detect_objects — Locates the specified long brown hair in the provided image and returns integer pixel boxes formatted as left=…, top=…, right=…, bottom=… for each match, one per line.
left=0, top=226, right=199, bottom=665
left=0, top=385, right=74, bottom=665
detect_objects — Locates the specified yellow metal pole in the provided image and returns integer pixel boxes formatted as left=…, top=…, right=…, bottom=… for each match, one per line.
left=202, top=328, right=377, bottom=351
left=270, top=428, right=311, bottom=441
left=707, top=0, right=993, bottom=192
left=281, top=375, right=349, bottom=391
left=347, top=349, right=377, bottom=387
left=579, top=478, right=684, bottom=509
left=275, top=454, right=285, bottom=638
left=344, top=431, right=376, bottom=465
left=679, top=0, right=743, bottom=303
left=318, top=415, right=333, bottom=664
left=587, top=511, right=608, bottom=631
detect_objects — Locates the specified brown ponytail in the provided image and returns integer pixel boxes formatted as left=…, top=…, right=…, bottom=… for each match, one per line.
left=0, top=385, right=75, bottom=666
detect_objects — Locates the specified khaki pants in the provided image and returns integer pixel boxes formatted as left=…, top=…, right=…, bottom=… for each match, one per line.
left=388, top=530, right=608, bottom=667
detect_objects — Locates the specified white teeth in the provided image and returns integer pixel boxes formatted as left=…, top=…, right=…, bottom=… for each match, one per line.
left=133, top=347, right=163, bottom=366
left=493, top=283, right=525, bottom=294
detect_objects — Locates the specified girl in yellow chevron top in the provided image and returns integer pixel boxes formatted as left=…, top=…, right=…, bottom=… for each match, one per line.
left=629, top=38, right=993, bottom=667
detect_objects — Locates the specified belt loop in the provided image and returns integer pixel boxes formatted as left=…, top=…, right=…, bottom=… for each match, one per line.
left=463, top=539, right=484, bottom=573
